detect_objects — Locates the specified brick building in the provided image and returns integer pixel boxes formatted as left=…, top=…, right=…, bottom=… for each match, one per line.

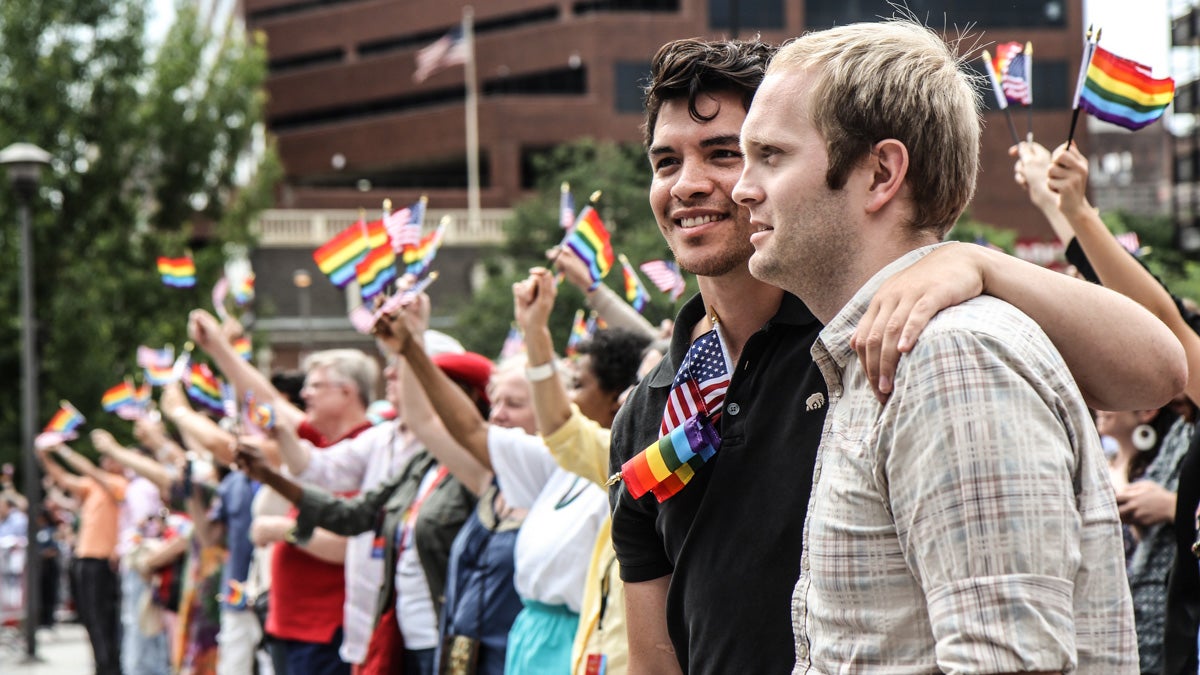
left=243, top=0, right=1090, bottom=365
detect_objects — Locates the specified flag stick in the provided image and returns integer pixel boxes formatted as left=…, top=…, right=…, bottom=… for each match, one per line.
left=1025, top=41, right=1034, bottom=141
left=982, top=50, right=1020, bottom=145
left=1067, top=26, right=1097, bottom=147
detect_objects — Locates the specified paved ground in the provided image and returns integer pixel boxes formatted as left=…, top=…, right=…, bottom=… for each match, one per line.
left=0, top=623, right=94, bottom=674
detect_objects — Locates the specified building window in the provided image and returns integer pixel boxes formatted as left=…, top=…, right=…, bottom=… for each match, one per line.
left=615, top=62, right=651, bottom=113
left=483, top=67, right=587, bottom=96
left=574, top=0, right=680, bottom=14
left=804, top=0, right=1066, bottom=29
left=710, top=0, right=785, bottom=30
left=297, top=154, right=492, bottom=190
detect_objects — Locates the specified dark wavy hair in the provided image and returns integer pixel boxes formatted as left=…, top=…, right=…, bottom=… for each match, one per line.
left=642, top=37, right=777, bottom=147
left=576, top=328, right=653, bottom=395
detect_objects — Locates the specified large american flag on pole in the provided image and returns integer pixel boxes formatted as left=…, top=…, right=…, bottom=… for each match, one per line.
left=660, top=328, right=731, bottom=435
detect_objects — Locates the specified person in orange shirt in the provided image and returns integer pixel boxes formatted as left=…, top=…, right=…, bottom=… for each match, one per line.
left=37, top=441, right=129, bottom=675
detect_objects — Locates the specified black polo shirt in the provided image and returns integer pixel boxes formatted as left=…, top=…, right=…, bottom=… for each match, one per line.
left=609, top=291, right=826, bottom=675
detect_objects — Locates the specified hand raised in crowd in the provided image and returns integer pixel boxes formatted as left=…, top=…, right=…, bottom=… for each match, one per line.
left=512, top=267, right=557, bottom=335
left=849, top=242, right=989, bottom=404
left=374, top=293, right=431, bottom=356
left=133, top=415, right=169, bottom=451
left=90, top=429, right=121, bottom=455
left=188, top=309, right=227, bottom=353
left=234, top=441, right=274, bottom=484
left=548, top=246, right=593, bottom=291
left=1047, top=141, right=1092, bottom=219
left=1010, top=141, right=1057, bottom=211
left=160, top=382, right=190, bottom=420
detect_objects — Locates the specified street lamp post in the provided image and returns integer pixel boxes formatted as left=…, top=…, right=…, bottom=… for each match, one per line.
left=293, top=269, right=313, bottom=363
left=0, top=141, right=52, bottom=662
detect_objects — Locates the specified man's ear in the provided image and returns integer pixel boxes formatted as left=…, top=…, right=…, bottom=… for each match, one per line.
left=864, top=139, right=909, bottom=214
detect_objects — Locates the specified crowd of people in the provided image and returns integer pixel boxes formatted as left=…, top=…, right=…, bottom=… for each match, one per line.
left=4, top=15, right=1200, bottom=675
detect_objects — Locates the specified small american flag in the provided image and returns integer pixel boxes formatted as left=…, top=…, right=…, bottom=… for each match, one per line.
left=640, top=259, right=686, bottom=301
left=661, top=328, right=730, bottom=435
left=1115, top=231, right=1141, bottom=255
left=1002, top=52, right=1032, bottom=106
left=560, top=183, right=575, bottom=229
left=413, top=26, right=467, bottom=83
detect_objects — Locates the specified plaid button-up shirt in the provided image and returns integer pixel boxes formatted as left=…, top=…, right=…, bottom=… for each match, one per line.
left=793, top=244, right=1137, bottom=674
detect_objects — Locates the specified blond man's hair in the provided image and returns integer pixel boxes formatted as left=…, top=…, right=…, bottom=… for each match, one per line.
left=769, top=20, right=981, bottom=236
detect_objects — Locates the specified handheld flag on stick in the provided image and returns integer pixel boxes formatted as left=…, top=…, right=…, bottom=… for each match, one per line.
left=616, top=412, right=722, bottom=502
left=561, top=205, right=615, bottom=288
left=356, top=245, right=398, bottom=303
left=187, top=363, right=225, bottom=414
left=1077, top=44, right=1174, bottom=133
left=640, top=260, right=687, bottom=301
left=313, top=217, right=386, bottom=288
left=499, top=324, right=525, bottom=360
left=565, top=309, right=588, bottom=357
left=1024, top=42, right=1034, bottom=140
left=138, top=346, right=174, bottom=371
left=560, top=182, right=575, bottom=230
left=981, top=49, right=1021, bottom=144
left=384, top=197, right=427, bottom=251
left=1068, top=26, right=1101, bottom=144
left=44, top=401, right=85, bottom=434
left=102, top=381, right=137, bottom=413
left=403, top=216, right=447, bottom=277
left=619, top=254, right=650, bottom=313
left=233, top=337, right=253, bottom=361
left=158, top=256, right=196, bottom=288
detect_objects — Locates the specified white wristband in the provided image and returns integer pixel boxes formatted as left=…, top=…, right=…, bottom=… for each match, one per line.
left=524, top=362, right=556, bottom=383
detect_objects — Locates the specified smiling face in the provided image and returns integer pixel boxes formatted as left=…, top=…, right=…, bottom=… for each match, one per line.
left=648, top=92, right=757, bottom=280
left=733, top=69, right=860, bottom=305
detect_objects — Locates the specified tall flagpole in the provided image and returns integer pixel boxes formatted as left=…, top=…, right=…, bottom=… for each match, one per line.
left=463, top=6, right=481, bottom=235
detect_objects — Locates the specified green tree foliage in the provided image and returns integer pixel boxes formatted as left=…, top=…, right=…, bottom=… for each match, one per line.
left=1101, top=210, right=1200, bottom=304
left=449, top=139, right=692, bottom=356
left=0, top=0, right=280, bottom=471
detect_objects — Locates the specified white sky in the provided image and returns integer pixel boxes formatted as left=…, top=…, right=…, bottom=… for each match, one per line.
left=1086, top=0, right=1173, bottom=74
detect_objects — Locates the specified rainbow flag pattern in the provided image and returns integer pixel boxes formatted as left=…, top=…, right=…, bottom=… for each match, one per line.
left=233, top=337, right=252, bottom=361
left=157, top=256, right=196, bottom=288
left=233, top=273, right=255, bottom=305
left=565, top=309, right=588, bottom=357
left=102, top=382, right=137, bottom=412
left=1079, top=45, right=1174, bottom=130
left=187, top=363, right=224, bottom=413
left=403, top=218, right=446, bottom=277
left=563, top=206, right=614, bottom=287
left=246, top=391, right=276, bottom=431
left=313, top=219, right=386, bottom=288
left=619, top=254, right=649, bottom=313
left=356, top=245, right=398, bottom=301
left=44, top=401, right=85, bottom=434
left=620, top=413, right=722, bottom=502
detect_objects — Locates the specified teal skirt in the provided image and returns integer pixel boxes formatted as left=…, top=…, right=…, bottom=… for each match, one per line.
left=504, top=600, right=579, bottom=674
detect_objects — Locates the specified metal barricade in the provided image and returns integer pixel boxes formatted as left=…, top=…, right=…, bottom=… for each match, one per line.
left=0, top=536, right=26, bottom=655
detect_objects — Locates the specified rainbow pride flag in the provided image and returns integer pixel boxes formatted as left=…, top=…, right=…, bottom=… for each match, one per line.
left=1079, top=45, right=1174, bottom=130
left=233, top=273, right=255, bottom=306
left=44, top=401, right=85, bottom=434
left=102, top=382, right=137, bottom=412
left=619, top=413, right=722, bottom=502
left=563, top=206, right=614, bottom=287
left=356, top=245, right=398, bottom=301
left=619, top=254, right=649, bottom=313
left=187, top=363, right=224, bottom=413
left=565, top=309, right=588, bottom=357
left=157, top=256, right=196, bottom=288
left=233, top=337, right=252, bottom=361
left=403, top=218, right=446, bottom=277
left=313, top=219, right=387, bottom=288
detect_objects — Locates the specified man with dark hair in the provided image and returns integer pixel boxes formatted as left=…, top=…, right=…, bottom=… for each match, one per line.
left=609, top=34, right=1183, bottom=675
